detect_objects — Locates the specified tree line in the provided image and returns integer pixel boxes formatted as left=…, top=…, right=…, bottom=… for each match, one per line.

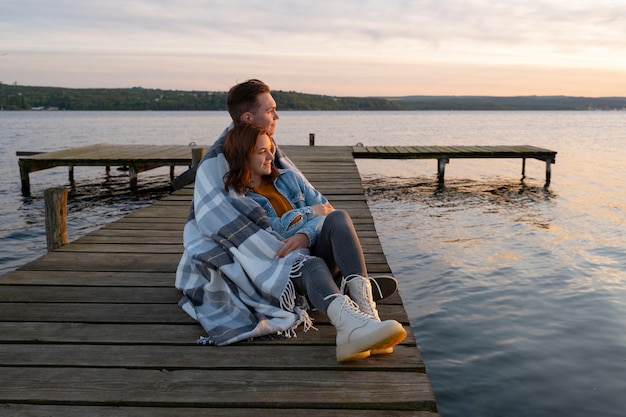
left=2, top=83, right=626, bottom=111
left=0, top=84, right=401, bottom=111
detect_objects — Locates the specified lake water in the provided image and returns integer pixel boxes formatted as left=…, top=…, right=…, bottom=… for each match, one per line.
left=1, top=110, right=626, bottom=417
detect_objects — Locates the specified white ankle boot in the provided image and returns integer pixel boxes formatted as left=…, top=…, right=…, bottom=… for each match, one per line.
left=342, top=274, right=399, bottom=355
left=325, top=294, right=406, bottom=362
left=342, top=274, right=380, bottom=320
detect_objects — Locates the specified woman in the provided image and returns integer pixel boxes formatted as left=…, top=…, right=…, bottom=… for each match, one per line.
left=223, top=124, right=406, bottom=360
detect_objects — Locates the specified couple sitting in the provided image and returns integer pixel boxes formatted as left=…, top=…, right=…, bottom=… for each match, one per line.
left=175, top=79, right=405, bottom=362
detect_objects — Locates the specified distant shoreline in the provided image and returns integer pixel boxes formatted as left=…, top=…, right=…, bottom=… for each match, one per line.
left=2, top=83, right=626, bottom=111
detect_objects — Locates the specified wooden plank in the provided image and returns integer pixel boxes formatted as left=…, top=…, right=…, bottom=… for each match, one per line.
left=0, top=367, right=437, bottom=411
left=0, top=285, right=180, bottom=303
left=17, top=252, right=182, bottom=272
left=57, top=243, right=183, bottom=253
left=0, top=404, right=440, bottom=417
left=0, top=322, right=219, bottom=344
left=0, top=302, right=194, bottom=323
left=0, top=302, right=407, bottom=323
left=0, top=270, right=175, bottom=286
left=0, top=344, right=423, bottom=369
left=394, top=145, right=412, bottom=154
left=0, top=283, right=401, bottom=310
left=0, top=321, right=410, bottom=344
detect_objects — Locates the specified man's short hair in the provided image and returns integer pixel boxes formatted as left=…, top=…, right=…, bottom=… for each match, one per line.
left=227, top=79, right=271, bottom=123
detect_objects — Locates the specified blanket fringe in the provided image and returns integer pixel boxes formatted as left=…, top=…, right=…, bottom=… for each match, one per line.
left=288, top=253, right=314, bottom=279
left=279, top=278, right=297, bottom=312
left=279, top=252, right=313, bottom=311
left=278, top=253, right=317, bottom=338
left=278, top=306, right=316, bottom=338
left=298, top=307, right=316, bottom=333
left=196, top=336, right=213, bottom=345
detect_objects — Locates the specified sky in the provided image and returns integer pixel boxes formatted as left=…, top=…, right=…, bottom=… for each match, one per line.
left=1, top=0, right=626, bottom=97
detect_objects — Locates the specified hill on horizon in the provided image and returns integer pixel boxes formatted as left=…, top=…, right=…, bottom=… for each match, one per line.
left=2, top=83, right=626, bottom=111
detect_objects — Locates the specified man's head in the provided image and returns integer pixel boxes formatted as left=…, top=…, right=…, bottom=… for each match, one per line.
left=227, top=79, right=279, bottom=136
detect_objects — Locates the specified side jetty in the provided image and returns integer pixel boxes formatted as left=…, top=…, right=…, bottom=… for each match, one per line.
left=1, top=145, right=441, bottom=416
left=352, top=144, right=557, bottom=185
left=17, top=143, right=557, bottom=195
left=17, top=143, right=205, bottom=195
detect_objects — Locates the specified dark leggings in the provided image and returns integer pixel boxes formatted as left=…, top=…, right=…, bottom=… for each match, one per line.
left=312, top=210, right=367, bottom=280
left=291, top=257, right=339, bottom=313
left=290, top=210, right=367, bottom=313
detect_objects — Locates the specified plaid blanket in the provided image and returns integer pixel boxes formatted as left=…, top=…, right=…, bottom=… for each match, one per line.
left=175, top=127, right=313, bottom=345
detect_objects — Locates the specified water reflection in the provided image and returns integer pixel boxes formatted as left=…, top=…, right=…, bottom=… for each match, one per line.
left=362, top=171, right=626, bottom=417
left=363, top=175, right=556, bottom=229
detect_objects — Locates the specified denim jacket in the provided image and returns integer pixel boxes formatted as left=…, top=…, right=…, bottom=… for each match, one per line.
left=246, top=169, right=328, bottom=246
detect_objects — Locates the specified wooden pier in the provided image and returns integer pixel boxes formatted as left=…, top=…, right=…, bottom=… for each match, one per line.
left=17, top=143, right=205, bottom=195
left=17, top=143, right=557, bottom=195
left=352, top=145, right=557, bottom=185
left=1, top=146, right=440, bottom=416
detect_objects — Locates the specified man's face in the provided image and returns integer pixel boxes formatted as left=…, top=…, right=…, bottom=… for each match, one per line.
left=245, top=92, right=279, bottom=136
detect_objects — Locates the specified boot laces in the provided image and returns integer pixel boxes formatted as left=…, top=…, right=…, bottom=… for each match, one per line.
left=323, top=294, right=372, bottom=321
left=340, top=274, right=380, bottom=319
left=341, top=274, right=384, bottom=300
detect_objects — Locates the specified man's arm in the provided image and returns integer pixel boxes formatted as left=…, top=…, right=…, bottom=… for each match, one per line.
left=172, top=125, right=231, bottom=190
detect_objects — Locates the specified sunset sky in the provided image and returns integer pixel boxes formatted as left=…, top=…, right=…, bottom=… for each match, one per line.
left=2, top=0, right=625, bottom=97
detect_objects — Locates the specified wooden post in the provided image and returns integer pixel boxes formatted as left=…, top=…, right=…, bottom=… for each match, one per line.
left=309, top=133, right=315, bottom=146
left=170, top=148, right=204, bottom=190
left=129, top=166, right=138, bottom=189
left=44, top=187, right=68, bottom=251
left=437, top=158, right=449, bottom=184
left=191, top=148, right=204, bottom=167
left=19, top=160, right=31, bottom=195
left=521, top=158, right=526, bottom=178
left=545, top=159, right=552, bottom=186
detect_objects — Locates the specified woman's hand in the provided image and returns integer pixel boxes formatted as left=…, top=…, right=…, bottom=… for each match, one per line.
left=311, top=203, right=334, bottom=216
left=276, top=233, right=310, bottom=258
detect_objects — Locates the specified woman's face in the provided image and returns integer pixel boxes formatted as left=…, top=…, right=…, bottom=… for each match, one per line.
left=248, top=132, right=275, bottom=185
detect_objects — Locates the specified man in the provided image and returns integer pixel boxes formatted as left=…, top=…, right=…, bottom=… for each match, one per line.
left=172, top=80, right=292, bottom=190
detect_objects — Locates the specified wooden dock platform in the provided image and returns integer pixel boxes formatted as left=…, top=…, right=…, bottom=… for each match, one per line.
left=353, top=144, right=557, bottom=184
left=17, top=143, right=205, bottom=195
left=1, top=146, right=440, bottom=416
left=17, top=143, right=557, bottom=195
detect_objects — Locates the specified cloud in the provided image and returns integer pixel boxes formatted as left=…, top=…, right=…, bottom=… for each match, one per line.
left=5, top=0, right=625, bottom=50
left=2, top=0, right=626, bottom=95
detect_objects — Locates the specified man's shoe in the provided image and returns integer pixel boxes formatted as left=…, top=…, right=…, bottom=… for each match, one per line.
left=369, top=275, right=398, bottom=302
